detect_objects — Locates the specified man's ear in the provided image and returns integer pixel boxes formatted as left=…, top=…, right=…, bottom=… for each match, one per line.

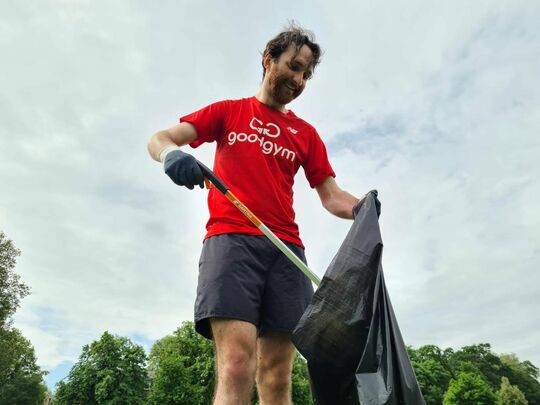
left=263, top=53, right=273, bottom=71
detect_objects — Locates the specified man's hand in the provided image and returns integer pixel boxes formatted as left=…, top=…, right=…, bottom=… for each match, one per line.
left=163, top=150, right=204, bottom=189
left=353, top=190, right=381, bottom=218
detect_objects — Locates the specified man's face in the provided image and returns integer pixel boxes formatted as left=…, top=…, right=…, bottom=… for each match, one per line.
left=264, top=44, right=314, bottom=106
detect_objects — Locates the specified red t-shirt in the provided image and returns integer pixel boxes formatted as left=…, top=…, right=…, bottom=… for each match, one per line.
left=181, top=96, right=335, bottom=247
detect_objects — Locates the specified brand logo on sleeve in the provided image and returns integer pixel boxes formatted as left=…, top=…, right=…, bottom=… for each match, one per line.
left=287, top=127, right=298, bottom=135
left=226, top=116, right=296, bottom=162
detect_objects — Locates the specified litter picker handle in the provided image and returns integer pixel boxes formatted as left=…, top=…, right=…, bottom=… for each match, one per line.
left=197, top=161, right=229, bottom=194
left=196, top=160, right=321, bottom=286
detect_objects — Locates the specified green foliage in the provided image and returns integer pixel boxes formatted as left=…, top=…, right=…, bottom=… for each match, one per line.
left=408, top=345, right=456, bottom=405
left=291, top=353, right=313, bottom=405
left=451, top=343, right=505, bottom=390
left=0, top=232, right=47, bottom=405
left=55, top=331, right=148, bottom=405
left=499, top=354, right=540, bottom=404
left=499, top=355, right=538, bottom=380
left=443, top=371, right=498, bottom=405
left=0, top=327, right=47, bottom=405
left=497, top=376, right=528, bottom=405
left=409, top=344, right=540, bottom=405
left=0, top=231, right=30, bottom=327
left=147, top=321, right=215, bottom=405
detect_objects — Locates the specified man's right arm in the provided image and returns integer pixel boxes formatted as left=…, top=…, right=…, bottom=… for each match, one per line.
left=148, top=122, right=205, bottom=189
left=147, top=122, right=199, bottom=162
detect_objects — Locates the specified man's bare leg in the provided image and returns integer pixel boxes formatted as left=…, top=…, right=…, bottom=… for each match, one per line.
left=211, top=318, right=258, bottom=405
left=256, top=331, right=296, bottom=405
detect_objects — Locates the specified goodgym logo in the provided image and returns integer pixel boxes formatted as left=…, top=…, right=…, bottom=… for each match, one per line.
left=249, top=117, right=280, bottom=138
left=226, top=116, right=296, bottom=162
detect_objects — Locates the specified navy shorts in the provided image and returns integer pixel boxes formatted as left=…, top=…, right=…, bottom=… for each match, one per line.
left=194, top=233, right=314, bottom=339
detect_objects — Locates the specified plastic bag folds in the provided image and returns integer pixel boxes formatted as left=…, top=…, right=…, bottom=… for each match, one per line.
left=292, top=193, right=425, bottom=405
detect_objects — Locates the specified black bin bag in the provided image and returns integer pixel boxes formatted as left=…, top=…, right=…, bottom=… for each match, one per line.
left=292, top=193, right=425, bottom=405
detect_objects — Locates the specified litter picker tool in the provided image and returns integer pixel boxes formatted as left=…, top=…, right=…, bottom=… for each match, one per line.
left=196, top=160, right=321, bottom=286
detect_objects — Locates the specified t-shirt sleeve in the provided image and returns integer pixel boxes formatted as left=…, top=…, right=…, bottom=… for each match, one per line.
left=303, top=129, right=336, bottom=188
left=180, top=100, right=230, bottom=148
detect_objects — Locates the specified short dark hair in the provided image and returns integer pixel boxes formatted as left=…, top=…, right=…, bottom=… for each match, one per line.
left=262, top=23, right=322, bottom=79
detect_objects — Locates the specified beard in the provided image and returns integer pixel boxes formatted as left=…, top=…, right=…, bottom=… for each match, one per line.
left=267, top=71, right=303, bottom=106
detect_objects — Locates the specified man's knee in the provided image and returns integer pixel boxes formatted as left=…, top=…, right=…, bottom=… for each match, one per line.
left=211, top=319, right=258, bottom=383
left=257, top=372, right=292, bottom=394
left=220, top=346, right=257, bottom=382
left=256, top=331, right=295, bottom=390
left=256, top=358, right=293, bottom=393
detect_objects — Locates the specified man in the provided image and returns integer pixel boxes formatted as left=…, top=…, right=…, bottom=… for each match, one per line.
left=148, top=25, right=363, bottom=405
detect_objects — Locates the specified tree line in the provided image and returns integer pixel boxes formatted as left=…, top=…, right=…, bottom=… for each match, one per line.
left=408, top=343, right=538, bottom=404
left=2, top=231, right=539, bottom=404
left=51, top=326, right=539, bottom=405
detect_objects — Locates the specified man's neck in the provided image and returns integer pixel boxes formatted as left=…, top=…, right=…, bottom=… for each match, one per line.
left=255, top=87, right=288, bottom=113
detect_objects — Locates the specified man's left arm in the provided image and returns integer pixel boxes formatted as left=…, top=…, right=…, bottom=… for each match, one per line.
left=315, top=176, right=362, bottom=219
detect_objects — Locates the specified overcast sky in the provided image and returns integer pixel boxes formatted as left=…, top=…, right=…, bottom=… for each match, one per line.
left=1, top=0, right=539, bottom=389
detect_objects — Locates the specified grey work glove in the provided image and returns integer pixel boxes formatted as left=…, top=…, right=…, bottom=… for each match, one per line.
left=163, top=150, right=204, bottom=189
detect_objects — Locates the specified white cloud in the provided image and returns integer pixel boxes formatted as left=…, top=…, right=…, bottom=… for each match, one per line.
left=315, top=5, right=540, bottom=364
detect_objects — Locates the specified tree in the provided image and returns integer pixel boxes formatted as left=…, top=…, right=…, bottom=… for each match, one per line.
left=499, top=354, right=540, bottom=404
left=408, top=345, right=456, bottom=405
left=147, top=321, right=215, bottom=405
left=443, top=371, right=498, bottom=405
left=0, top=231, right=29, bottom=327
left=497, top=376, right=528, bottom=405
left=407, top=344, right=539, bottom=405
left=0, top=327, right=47, bottom=405
left=451, top=343, right=505, bottom=390
left=291, top=353, right=313, bottom=405
left=55, top=331, right=148, bottom=405
left=0, top=232, right=47, bottom=405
